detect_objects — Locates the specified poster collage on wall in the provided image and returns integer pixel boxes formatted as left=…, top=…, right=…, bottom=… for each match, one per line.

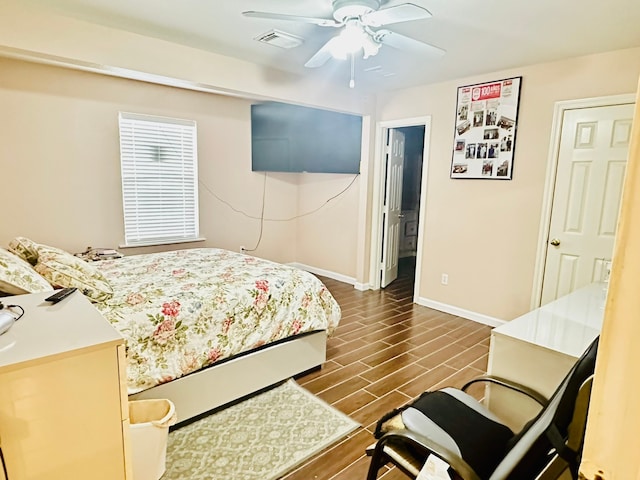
left=450, top=76, right=522, bottom=179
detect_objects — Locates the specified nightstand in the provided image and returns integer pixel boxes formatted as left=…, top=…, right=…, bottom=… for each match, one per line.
left=0, top=291, right=132, bottom=479
left=74, top=248, right=124, bottom=262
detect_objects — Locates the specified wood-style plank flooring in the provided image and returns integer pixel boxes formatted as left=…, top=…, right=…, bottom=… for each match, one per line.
left=283, top=259, right=493, bottom=480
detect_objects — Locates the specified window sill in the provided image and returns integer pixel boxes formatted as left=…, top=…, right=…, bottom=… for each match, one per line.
left=118, top=237, right=207, bottom=249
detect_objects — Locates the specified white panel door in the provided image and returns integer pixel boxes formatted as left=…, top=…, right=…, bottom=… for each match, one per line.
left=381, top=129, right=405, bottom=288
left=541, top=104, right=634, bottom=305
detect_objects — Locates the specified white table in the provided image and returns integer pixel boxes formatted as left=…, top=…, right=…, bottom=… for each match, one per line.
left=486, top=282, right=605, bottom=430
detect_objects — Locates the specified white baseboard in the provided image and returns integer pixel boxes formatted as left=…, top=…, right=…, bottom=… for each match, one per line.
left=289, top=262, right=357, bottom=287
left=289, top=264, right=501, bottom=325
left=415, top=296, right=505, bottom=327
left=353, top=282, right=372, bottom=291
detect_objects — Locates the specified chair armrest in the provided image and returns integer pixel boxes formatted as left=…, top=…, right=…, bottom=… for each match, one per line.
left=462, top=375, right=548, bottom=407
left=373, top=429, right=482, bottom=480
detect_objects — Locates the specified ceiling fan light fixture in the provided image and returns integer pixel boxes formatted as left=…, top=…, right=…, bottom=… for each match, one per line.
left=362, top=34, right=381, bottom=59
left=329, top=21, right=380, bottom=60
left=329, top=45, right=348, bottom=61
left=331, top=22, right=366, bottom=59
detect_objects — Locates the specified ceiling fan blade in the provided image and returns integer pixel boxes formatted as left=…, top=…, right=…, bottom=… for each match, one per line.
left=363, top=3, right=432, bottom=27
left=376, top=29, right=445, bottom=56
left=304, top=37, right=340, bottom=68
left=242, top=11, right=341, bottom=27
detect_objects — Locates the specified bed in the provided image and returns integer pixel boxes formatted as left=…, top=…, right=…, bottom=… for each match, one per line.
left=1, top=240, right=341, bottom=423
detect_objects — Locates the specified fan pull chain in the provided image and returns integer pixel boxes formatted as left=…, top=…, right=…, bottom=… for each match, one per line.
left=349, top=53, right=355, bottom=88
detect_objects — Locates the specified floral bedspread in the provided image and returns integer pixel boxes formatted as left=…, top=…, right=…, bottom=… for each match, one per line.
left=93, top=248, right=341, bottom=394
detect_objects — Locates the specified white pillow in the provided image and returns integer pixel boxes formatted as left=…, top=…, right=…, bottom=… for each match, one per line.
left=34, top=244, right=113, bottom=303
left=8, top=236, right=40, bottom=266
left=0, top=248, right=53, bottom=295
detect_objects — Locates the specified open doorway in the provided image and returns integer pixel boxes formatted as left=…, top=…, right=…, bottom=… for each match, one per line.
left=388, top=125, right=425, bottom=287
left=370, top=116, right=431, bottom=300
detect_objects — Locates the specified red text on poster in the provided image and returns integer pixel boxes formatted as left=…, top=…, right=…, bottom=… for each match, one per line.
left=471, top=82, right=501, bottom=101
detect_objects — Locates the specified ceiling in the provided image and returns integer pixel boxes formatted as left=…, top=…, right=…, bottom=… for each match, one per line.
left=22, top=0, right=640, bottom=93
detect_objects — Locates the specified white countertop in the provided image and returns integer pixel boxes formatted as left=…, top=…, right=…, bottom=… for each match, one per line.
left=493, top=282, right=606, bottom=358
left=0, top=290, right=123, bottom=369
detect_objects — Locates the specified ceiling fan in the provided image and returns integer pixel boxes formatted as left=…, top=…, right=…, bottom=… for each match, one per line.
left=243, top=0, right=445, bottom=87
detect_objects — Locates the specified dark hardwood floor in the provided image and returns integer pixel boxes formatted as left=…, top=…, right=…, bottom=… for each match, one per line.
left=282, top=258, right=493, bottom=480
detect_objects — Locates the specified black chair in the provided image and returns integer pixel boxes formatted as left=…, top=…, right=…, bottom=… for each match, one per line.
left=366, top=337, right=598, bottom=480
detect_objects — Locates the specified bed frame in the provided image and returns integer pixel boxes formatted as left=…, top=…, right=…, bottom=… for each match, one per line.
left=128, top=330, right=327, bottom=424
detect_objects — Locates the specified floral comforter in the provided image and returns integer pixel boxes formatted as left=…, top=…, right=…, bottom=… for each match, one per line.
left=93, top=248, right=341, bottom=394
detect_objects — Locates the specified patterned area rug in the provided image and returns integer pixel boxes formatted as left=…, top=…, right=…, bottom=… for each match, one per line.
left=163, top=379, right=360, bottom=480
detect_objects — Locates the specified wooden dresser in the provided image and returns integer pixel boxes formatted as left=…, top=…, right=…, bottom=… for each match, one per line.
left=0, top=291, right=131, bottom=479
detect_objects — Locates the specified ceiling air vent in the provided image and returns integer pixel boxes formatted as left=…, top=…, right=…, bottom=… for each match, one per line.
left=255, top=29, right=304, bottom=49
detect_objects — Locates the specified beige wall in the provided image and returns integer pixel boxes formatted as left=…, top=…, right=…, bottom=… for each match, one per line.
left=0, top=57, right=361, bottom=271
left=376, top=47, right=640, bottom=320
left=296, top=173, right=361, bottom=277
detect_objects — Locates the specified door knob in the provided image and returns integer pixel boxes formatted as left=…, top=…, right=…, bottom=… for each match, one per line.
left=550, top=238, right=561, bottom=246
left=398, top=214, right=405, bottom=218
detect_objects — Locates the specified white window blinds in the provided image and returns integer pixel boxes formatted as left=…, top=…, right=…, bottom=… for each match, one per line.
left=119, top=112, right=199, bottom=247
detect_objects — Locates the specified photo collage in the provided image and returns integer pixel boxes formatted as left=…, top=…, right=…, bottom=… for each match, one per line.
left=450, top=77, right=521, bottom=179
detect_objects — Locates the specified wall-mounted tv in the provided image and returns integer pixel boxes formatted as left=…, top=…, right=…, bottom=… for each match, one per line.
left=250, top=101, right=362, bottom=174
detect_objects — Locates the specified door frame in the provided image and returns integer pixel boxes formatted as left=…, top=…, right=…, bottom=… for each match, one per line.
left=530, top=93, right=636, bottom=309
left=369, top=116, right=431, bottom=302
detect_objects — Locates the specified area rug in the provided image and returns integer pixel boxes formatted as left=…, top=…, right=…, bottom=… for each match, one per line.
left=162, top=379, right=360, bottom=480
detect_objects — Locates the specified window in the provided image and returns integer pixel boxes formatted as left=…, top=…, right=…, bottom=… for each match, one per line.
left=118, top=112, right=199, bottom=247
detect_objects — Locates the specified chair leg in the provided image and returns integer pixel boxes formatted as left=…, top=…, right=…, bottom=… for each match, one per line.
left=537, top=455, right=571, bottom=480
left=366, top=448, right=387, bottom=480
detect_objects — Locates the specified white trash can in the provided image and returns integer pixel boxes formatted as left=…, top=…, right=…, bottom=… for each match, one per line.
left=129, top=399, right=177, bottom=480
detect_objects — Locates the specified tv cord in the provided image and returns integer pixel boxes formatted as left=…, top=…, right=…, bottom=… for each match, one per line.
left=200, top=172, right=359, bottom=253
left=200, top=173, right=359, bottom=222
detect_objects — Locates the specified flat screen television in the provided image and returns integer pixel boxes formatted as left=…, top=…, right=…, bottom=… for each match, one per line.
left=250, top=101, right=362, bottom=174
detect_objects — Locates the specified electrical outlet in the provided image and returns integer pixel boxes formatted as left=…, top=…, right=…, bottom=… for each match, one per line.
left=441, top=273, right=449, bottom=285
